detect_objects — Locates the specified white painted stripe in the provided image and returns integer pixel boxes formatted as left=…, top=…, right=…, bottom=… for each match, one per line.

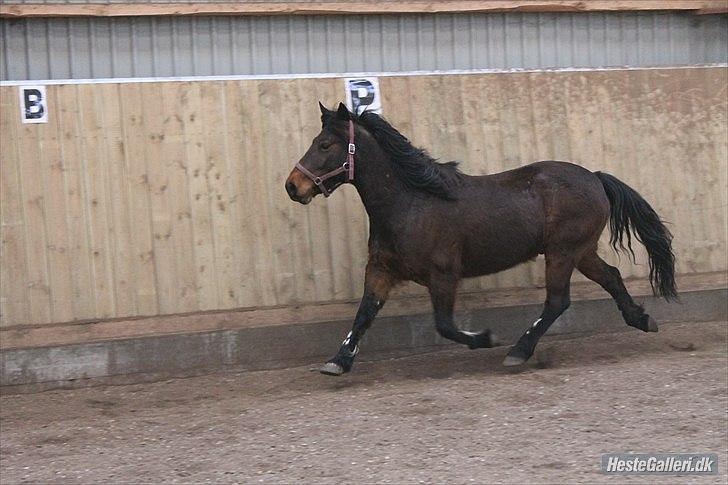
left=1, top=64, right=725, bottom=87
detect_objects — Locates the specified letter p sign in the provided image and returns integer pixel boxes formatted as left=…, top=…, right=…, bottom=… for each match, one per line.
left=19, top=86, right=48, bottom=124
left=345, top=78, right=382, bottom=115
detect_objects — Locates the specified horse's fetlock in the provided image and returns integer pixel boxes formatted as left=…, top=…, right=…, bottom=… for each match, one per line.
left=560, top=299, right=571, bottom=313
left=622, top=306, right=646, bottom=327
left=466, top=330, right=494, bottom=349
left=329, top=344, right=359, bottom=372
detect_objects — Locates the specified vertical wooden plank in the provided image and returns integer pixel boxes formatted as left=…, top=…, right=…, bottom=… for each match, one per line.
left=119, top=83, right=158, bottom=315
left=567, top=72, right=605, bottom=172
left=544, top=71, right=574, bottom=163
left=77, top=84, right=117, bottom=318
left=200, top=82, right=238, bottom=309
left=99, top=83, right=137, bottom=317
left=706, top=68, right=728, bottom=272
left=38, top=85, right=74, bottom=323
left=563, top=73, right=590, bottom=170
left=528, top=72, right=556, bottom=162
left=142, top=83, right=177, bottom=314
left=0, top=88, right=31, bottom=326
left=280, top=79, right=317, bottom=304
left=179, top=82, right=219, bottom=311
left=236, top=80, right=278, bottom=306
left=159, top=82, right=198, bottom=313
left=15, top=93, right=53, bottom=325
left=380, top=77, right=414, bottom=140
left=56, top=85, right=96, bottom=321
left=221, top=80, right=261, bottom=308
left=683, top=68, right=724, bottom=274
left=442, top=75, right=468, bottom=163
left=214, top=81, right=248, bottom=309
left=256, top=80, right=297, bottom=303
left=457, top=74, right=488, bottom=176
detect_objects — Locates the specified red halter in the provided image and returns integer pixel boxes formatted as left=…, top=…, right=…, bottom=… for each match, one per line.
left=295, top=120, right=355, bottom=197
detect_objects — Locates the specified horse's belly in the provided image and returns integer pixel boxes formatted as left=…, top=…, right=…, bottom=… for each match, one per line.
left=459, top=219, right=543, bottom=277
left=460, top=245, right=540, bottom=277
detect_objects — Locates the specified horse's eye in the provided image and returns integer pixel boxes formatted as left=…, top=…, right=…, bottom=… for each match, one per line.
left=320, top=141, right=332, bottom=151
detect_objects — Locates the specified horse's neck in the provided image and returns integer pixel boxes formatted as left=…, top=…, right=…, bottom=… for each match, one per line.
left=353, top=153, right=410, bottom=225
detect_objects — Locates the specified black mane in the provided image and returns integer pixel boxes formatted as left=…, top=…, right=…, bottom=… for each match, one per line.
left=324, top=109, right=463, bottom=200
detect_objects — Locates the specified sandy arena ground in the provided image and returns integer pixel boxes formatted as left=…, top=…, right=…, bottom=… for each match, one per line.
left=1, top=320, right=726, bottom=484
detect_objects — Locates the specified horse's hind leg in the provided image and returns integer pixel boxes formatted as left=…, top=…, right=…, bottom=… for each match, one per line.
left=503, top=252, right=574, bottom=366
left=576, top=250, right=657, bottom=332
left=429, top=274, right=497, bottom=349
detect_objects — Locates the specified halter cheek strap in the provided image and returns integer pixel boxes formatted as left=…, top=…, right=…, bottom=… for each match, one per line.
left=295, top=120, right=356, bottom=197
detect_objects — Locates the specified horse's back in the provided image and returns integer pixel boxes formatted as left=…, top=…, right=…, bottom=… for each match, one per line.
left=477, top=160, right=608, bottom=212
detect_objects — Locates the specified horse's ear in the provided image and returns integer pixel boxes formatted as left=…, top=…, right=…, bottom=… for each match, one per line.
left=336, top=102, right=351, bottom=120
left=318, top=101, right=330, bottom=116
left=320, top=101, right=334, bottom=127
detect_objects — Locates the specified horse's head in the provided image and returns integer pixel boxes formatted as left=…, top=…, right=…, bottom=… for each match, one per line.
left=285, top=102, right=355, bottom=204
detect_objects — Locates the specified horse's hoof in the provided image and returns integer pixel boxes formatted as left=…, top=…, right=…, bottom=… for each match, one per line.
left=502, top=354, right=528, bottom=367
left=319, top=362, right=345, bottom=376
left=637, top=314, right=659, bottom=332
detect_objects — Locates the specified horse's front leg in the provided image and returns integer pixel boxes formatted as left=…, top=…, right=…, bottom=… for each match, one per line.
left=429, top=274, right=497, bottom=349
left=319, top=264, right=396, bottom=376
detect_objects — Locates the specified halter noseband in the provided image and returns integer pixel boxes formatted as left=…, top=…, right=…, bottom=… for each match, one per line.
left=295, top=120, right=355, bottom=197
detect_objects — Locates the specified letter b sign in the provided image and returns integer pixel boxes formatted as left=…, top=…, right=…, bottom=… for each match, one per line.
left=19, top=86, right=48, bottom=124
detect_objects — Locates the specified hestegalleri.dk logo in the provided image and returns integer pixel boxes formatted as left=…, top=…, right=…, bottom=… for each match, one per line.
left=602, top=453, right=718, bottom=475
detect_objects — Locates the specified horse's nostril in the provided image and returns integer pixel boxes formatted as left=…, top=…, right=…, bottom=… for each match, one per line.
left=285, top=181, right=297, bottom=198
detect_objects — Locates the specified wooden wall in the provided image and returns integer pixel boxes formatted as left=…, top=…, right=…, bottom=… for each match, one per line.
left=1, top=67, right=726, bottom=328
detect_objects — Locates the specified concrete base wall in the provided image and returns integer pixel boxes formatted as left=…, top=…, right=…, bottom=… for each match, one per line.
left=2, top=288, right=725, bottom=394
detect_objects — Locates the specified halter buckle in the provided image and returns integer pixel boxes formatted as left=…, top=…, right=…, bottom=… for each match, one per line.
left=348, top=143, right=356, bottom=155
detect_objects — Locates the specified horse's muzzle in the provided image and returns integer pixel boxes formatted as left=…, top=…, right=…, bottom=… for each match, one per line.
left=285, top=181, right=298, bottom=199
left=285, top=170, right=315, bottom=204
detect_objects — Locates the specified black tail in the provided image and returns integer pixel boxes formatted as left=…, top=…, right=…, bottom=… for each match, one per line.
left=595, top=171, right=677, bottom=301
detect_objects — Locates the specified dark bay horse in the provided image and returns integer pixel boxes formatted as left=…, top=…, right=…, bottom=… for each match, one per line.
left=285, top=102, right=677, bottom=376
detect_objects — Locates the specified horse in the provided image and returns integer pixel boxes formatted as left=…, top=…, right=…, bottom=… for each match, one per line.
left=285, top=102, right=676, bottom=376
